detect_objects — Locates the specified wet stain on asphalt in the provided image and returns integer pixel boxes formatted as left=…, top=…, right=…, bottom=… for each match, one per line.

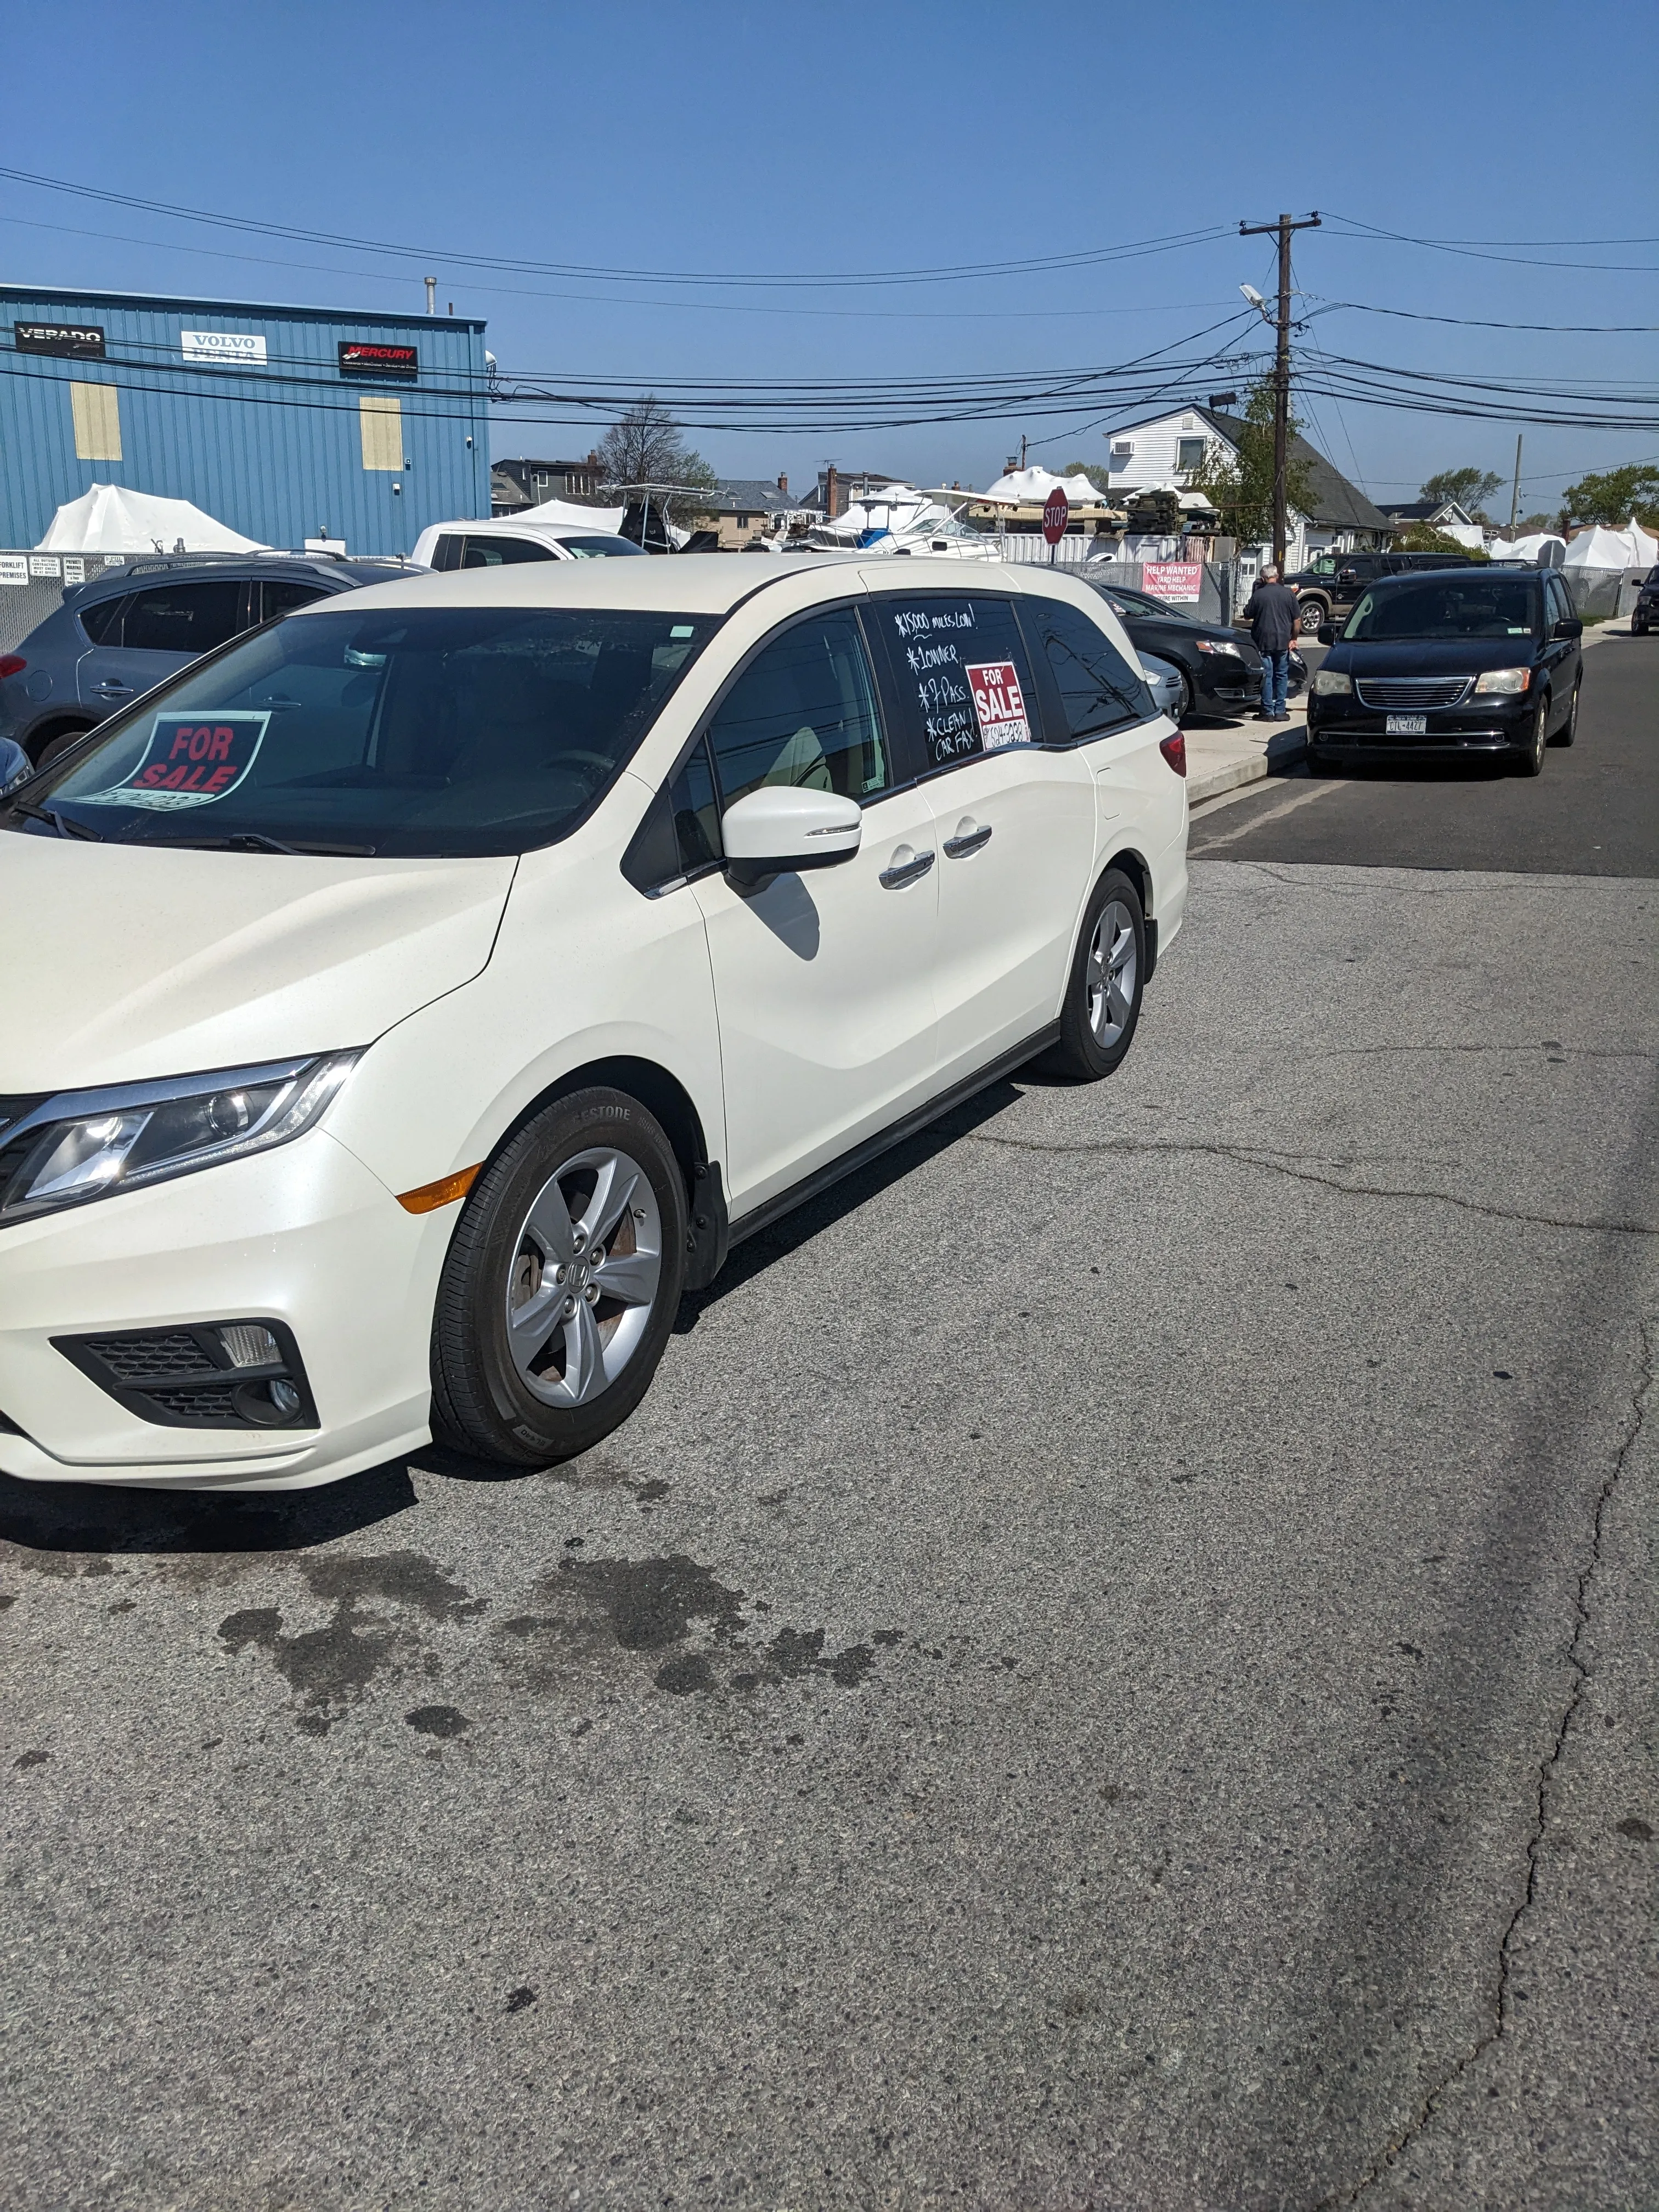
left=217, top=1551, right=483, bottom=1733
left=493, top=1552, right=882, bottom=1701
left=405, top=1704, right=471, bottom=1738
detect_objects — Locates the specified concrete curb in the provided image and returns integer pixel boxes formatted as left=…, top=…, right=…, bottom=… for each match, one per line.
left=1188, top=722, right=1307, bottom=807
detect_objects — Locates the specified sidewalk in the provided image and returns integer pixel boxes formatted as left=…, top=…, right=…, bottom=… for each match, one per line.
left=1186, top=701, right=1307, bottom=805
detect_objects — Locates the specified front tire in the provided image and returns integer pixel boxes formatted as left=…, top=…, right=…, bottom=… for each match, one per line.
left=431, top=1087, right=687, bottom=1465
left=1299, top=600, right=1328, bottom=637
left=1513, top=693, right=1549, bottom=776
left=1039, top=868, right=1147, bottom=1081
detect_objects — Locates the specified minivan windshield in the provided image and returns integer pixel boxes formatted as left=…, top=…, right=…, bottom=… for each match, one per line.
left=15, top=605, right=719, bottom=857
left=1343, top=577, right=1542, bottom=642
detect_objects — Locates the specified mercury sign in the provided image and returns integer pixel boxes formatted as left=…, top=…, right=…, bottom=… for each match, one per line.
left=181, top=330, right=269, bottom=366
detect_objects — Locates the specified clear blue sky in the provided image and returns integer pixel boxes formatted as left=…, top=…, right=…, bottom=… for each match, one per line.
left=3, top=0, right=1654, bottom=515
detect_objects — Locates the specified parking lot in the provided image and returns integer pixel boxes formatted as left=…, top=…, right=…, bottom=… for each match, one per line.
left=4, top=640, right=1656, bottom=2210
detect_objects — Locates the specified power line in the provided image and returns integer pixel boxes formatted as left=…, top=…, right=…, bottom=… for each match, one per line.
left=1321, top=210, right=1659, bottom=274
left=0, top=166, right=1230, bottom=291
left=1305, top=296, right=1659, bottom=334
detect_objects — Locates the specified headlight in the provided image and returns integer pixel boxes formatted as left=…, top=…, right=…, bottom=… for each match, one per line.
left=1193, top=639, right=1242, bottom=657
left=0, top=1052, right=359, bottom=1224
left=1473, top=667, right=1532, bottom=694
left=1311, top=668, right=1352, bottom=695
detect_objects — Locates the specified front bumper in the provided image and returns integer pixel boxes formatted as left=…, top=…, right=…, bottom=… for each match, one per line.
left=1307, top=695, right=1533, bottom=754
left=0, top=1130, right=453, bottom=1489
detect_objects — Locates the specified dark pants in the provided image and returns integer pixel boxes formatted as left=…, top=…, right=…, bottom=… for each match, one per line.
left=1259, top=649, right=1290, bottom=717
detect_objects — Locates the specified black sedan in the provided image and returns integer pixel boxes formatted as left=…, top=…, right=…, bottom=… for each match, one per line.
left=1083, top=577, right=1304, bottom=723
left=1632, top=565, right=1658, bottom=636
left=1306, top=566, right=1582, bottom=776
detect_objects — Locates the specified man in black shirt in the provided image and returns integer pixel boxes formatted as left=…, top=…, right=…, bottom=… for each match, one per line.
left=1242, top=564, right=1299, bottom=720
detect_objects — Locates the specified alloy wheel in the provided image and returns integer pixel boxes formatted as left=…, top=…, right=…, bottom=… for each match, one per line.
left=1086, top=901, right=1138, bottom=1047
left=504, top=1146, right=663, bottom=1408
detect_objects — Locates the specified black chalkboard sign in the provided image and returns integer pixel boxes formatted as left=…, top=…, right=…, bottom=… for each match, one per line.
left=881, top=595, right=1037, bottom=767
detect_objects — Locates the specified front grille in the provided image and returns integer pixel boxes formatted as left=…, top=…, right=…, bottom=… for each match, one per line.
left=83, top=1330, right=211, bottom=1381
left=1356, top=676, right=1471, bottom=710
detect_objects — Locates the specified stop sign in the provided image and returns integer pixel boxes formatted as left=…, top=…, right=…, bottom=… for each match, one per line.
left=1042, top=485, right=1070, bottom=545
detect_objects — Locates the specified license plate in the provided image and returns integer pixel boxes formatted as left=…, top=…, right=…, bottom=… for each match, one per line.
left=1386, top=713, right=1428, bottom=735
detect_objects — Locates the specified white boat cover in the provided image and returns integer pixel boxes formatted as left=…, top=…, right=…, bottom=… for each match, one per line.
left=977, top=466, right=1116, bottom=511
left=37, top=483, right=266, bottom=554
left=1562, top=520, right=1658, bottom=571
left=494, top=500, right=627, bottom=536
left=1486, top=532, right=1567, bottom=563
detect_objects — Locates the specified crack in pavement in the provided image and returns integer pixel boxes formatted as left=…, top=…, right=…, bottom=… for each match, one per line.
left=1322, top=1317, right=1656, bottom=2209
left=967, top=1132, right=1659, bottom=1239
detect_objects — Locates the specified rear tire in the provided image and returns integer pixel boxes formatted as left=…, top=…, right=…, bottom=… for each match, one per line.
left=430, top=1087, right=687, bottom=1466
left=1038, top=868, right=1147, bottom=1082
left=29, top=720, right=97, bottom=771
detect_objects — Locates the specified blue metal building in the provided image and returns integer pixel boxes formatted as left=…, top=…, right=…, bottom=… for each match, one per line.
left=0, top=284, right=492, bottom=555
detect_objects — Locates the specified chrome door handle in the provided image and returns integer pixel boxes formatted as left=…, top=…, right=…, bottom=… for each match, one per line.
left=879, top=848, right=935, bottom=890
left=944, top=823, right=992, bottom=859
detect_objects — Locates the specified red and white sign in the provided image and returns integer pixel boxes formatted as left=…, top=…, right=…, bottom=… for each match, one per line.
left=1041, top=486, right=1070, bottom=546
left=965, top=661, right=1031, bottom=749
left=83, top=711, right=270, bottom=811
left=1141, top=560, right=1203, bottom=603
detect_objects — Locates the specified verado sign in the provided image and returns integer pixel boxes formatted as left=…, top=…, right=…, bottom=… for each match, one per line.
left=180, top=330, right=268, bottom=366
left=15, top=323, right=105, bottom=359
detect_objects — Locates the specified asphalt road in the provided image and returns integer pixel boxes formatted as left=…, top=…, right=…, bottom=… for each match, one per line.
left=1192, top=630, right=1657, bottom=876
left=3, top=647, right=1657, bottom=2210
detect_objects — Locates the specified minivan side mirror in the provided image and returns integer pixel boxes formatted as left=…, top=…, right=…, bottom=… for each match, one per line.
left=0, top=738, right=31, bottom=800
left=1553, top=617, right=1582, bottom=640
left=1317, top=623, right=1335, bottom=646
left=721, top=785, right=862, bottom=891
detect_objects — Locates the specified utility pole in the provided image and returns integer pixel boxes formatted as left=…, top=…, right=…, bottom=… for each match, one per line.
left=1509, top=434, right=1523, bottom=535
left=1238, top=211, right=1320, bottom=571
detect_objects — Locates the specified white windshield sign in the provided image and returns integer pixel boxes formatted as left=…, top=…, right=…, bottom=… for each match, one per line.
left=80, top=712, right=272, bottom=810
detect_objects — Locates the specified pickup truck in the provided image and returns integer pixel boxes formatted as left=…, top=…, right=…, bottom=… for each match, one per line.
left=1285, top=550, right=1474, bottom=637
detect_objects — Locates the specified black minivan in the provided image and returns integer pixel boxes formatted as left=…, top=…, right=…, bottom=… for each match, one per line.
left=1306, top=566, right=1583, bottom=776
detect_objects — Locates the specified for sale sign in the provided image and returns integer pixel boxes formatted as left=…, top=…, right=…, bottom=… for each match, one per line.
left=964, top=661, right=1031, bottom=749
left=81, top=712, right=270, bottom=811
left=1141, top=561, right=1203, bottom=603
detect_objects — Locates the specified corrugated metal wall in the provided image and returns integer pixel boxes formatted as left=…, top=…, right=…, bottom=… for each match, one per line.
left=0, top=286, right=492, bottom=555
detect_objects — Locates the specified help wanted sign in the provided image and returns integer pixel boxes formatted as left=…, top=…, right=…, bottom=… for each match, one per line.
left=964, top=661, right=1031, bottom=749
left=82, top=713, right=270, bottom=810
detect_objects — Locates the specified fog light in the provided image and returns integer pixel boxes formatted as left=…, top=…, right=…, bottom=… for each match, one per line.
left=217, top=1322, right=281, bottom=1369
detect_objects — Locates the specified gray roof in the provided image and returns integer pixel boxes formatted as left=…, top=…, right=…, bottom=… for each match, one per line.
left=1107, top=405, right=1393, bottom=535
left=1199, top=410, right=1393, bottom=534
left=710, top=478, right=793, bottom=514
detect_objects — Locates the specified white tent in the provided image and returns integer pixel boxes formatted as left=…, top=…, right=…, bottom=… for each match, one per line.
left=1486, top=532, right=1567, bottom=564
left=37, top=483, right=266, bottom=554
left=1439, top=522, right=1486, bottom=551
left=1562, top=519, right=1658, bottom=571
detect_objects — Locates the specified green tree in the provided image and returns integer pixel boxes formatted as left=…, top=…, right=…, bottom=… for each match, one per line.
left=1064, top=462, right=1114, bottom=495
left=1181, top=379, right=1313, bottom=548
left=1561, top=464, right=1659, bottom=528
left=1419, top=466, right=1503, bottom=520
left=1395, top=522, right=1489, bottom=558
left=596, top=397, right=719, bottom=524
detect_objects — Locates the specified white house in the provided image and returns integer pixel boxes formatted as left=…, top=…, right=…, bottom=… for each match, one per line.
left=1098, top=404, right=1394, bottom=571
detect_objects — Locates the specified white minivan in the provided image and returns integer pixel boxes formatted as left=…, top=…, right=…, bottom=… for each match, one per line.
left=0, top=555, right=1187, bottom=1490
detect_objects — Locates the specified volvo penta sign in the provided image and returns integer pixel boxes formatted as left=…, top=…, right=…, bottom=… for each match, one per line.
left=181, top=329, right=268, bottom=366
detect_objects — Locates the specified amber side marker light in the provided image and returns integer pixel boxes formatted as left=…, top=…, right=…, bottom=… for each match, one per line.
left=397, top=1164, right=482, bottom=1214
